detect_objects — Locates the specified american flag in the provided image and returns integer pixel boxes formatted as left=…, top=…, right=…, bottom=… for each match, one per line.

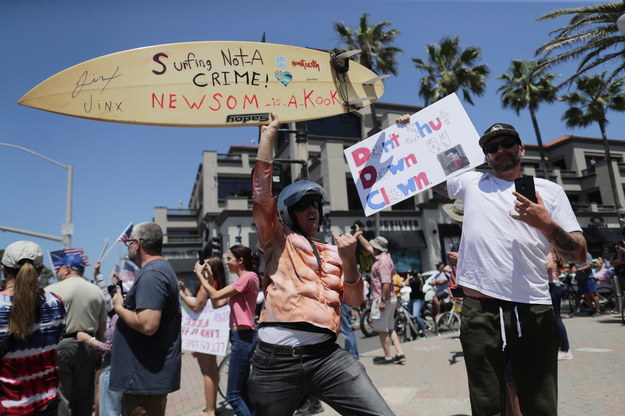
left=48, top=248, right=90, bottom=275
left=116, top=222, right=134, bottom=245
left=119, top=260, right=139, bottom=282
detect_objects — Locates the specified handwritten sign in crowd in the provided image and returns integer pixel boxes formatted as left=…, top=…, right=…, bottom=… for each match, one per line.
left=181, top=299, right=230, bottom=356
left=344, top=94, right=484, bottom=216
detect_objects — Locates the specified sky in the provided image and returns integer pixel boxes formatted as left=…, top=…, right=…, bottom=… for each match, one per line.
left=1, top=0, right=622, bottom=282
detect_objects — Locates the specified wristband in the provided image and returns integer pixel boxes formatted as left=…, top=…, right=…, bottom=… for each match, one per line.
left=343, top=275, right=362, bottom=285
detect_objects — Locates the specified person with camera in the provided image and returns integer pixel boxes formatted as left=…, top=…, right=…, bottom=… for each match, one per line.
left=110, top=222, right=182, bottom=416
left=179, top=256, right=227, bottom=416
left=395, top=115, right=587, bottom=415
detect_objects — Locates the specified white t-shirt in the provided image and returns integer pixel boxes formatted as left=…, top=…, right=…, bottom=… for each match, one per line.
left=447, top=171, right=582, bottom=304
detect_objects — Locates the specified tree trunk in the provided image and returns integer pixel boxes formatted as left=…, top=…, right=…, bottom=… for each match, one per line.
left=599, top=119, right=620, bottom=208
left=529, top=107, right=549, bottom=179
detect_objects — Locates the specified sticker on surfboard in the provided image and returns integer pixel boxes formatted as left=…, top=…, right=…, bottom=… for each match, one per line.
left=18, top=41, right=386, bottom=127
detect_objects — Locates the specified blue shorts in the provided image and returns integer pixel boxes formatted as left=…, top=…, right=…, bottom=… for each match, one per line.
left=577, top=277, right=597, bottom=293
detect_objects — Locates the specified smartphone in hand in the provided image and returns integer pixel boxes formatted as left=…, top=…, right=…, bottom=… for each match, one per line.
left=198, top=250, right=205, bottom=265
left=514, top=175, right=537, bottom=203
left=116, top=280, right=125, bottom=294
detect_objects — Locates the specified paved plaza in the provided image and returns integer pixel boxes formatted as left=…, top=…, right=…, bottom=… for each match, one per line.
left=168, top=312, right=625, bottom=416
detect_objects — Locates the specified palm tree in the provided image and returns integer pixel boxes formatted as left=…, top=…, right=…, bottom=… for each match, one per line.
left=535, top=2, right=625, bottom=86
left=560, top=72, right=625, bottom=206
left=333, top=13, right=402, bottom=134
left=333, top=13, right=402, bottom=76
left=412, top=36, right=490, bottom=106
left=498, top=60, right=559, bottom=179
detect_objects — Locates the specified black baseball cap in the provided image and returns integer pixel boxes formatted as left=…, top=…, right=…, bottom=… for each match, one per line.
left=479, top=123, right=521, bottom=148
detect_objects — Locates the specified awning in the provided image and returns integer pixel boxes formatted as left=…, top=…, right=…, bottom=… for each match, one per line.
left=363, top=230, right=427, bottom=249
left=582, top=227, right=622, bottom=244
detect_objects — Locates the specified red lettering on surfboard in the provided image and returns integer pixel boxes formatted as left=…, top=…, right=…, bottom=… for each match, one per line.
left=184, top=95, right=206, bottom=109
left=153, top=92, right=260, bottom=112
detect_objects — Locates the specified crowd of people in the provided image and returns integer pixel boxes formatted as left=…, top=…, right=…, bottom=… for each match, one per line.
left=4, top=110, right=625, bottom=416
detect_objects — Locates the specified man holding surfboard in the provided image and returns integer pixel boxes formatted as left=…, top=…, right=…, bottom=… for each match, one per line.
left=248, top=113, right=394, bottom=415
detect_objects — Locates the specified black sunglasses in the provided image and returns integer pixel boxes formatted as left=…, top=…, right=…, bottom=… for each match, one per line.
left=483, top=137, right=519, bottom=154
left=292, top=198, right=319, bottom=212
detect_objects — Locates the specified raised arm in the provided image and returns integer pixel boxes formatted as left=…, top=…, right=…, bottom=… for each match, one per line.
left=257, top=112, right=280, bottom=163
left=353, top=224, right=374, bottom=256
left=194, top=261, right=231, bottom=309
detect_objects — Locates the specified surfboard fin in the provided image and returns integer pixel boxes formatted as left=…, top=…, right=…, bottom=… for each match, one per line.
left=362, top=74, right=391, bottom=85
left=346, top=96, right=377, bottom=108
left=336, top=50, right=361, bottom=60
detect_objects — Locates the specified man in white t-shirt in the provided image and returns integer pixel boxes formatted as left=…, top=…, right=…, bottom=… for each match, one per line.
left=396, top=116, right=587, bottom=415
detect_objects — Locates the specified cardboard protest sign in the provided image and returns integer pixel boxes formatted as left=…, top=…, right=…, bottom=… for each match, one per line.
left=181, top=299, right=230, bottom=356
left=344, top=93, right=483, bottom=216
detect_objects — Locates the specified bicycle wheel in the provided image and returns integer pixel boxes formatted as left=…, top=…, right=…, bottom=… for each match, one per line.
left=447, top=312, right=461, bottom=332
left=435, top=311, right=451, bottom=333
left=422, top=310, right=437, bottom=334
left=217, top=353, right=230, bottom=400
left=360, top=308, right=378, bottom=337
left=395, top=314, right=408, bottom=341
left=567, top=288, right=580, bottom=316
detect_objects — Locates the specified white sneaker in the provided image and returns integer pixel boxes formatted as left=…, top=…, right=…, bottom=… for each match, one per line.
left=558, top=351, right=574, bottom=361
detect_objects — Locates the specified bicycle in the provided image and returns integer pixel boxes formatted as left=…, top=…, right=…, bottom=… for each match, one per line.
left=435, top=297, right=462, bottom=333
left=217, top=352, right=230, bottom=400
left=360, top=299, right=437, bottom=339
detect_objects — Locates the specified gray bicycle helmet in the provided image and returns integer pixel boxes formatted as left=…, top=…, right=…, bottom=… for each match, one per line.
left=277, top=180, right=328, bottom=228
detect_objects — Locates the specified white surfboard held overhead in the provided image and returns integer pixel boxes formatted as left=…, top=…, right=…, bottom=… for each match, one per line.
left=19, top=41, right=385, bottom=127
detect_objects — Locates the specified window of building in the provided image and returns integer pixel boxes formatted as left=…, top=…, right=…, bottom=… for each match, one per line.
left=551, top=158, right=567, bottom=170
left=346, top=179, right=363, bottom=210
left=587, top=189, right=603, bottom=205
left=218, top=177, right=252, bottom=199
left=306, top=113, right=361, bottom=139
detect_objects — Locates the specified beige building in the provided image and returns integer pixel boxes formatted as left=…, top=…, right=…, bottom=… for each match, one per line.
left=154, top=102, right=625, bottom=277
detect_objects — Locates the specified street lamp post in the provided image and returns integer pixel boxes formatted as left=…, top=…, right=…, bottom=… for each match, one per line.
left=0, top=143, right=73, bottom=248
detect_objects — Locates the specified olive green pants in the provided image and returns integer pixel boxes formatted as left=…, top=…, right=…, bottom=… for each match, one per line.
left=460, top=297, right=559, bottom=416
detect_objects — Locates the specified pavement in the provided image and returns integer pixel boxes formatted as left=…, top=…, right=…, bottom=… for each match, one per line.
left=167, top=311, right=625, bottom=416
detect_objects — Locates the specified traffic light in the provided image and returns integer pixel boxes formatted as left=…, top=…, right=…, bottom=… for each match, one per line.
left=272, top=161, right=284, bottom=195
left=210, top=235, right=223, bottom=257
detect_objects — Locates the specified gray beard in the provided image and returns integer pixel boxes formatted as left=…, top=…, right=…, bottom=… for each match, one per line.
left=490, top=155, right=521, bottom=172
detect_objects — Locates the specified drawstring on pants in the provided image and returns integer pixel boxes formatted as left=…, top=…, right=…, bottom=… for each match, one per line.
left=500, top=305, right=523, bottom=351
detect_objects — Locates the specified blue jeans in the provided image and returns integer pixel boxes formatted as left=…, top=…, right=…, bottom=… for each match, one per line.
left=99, top=366, right=123, bottom=416
left=227, top=329, right=256, bottom=416
left=248, top=342, right=393, bottom=415
left=409, top=299, right=427, bottom=332
left=340, top=304, right=359, bottom=359
left=549, top=283, right=570, bottom=352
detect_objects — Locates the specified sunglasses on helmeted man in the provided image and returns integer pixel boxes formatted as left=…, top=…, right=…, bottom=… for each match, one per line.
left=292, top=198, right=319, bottom=212
left=482, top=136, right=520, bottom=154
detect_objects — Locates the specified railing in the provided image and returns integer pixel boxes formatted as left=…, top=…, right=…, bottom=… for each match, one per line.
left=166, top=209, right=198, bottom=216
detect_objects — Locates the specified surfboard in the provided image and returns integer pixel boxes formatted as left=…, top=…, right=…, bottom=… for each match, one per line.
left=18, top=41, right=386, bottom=127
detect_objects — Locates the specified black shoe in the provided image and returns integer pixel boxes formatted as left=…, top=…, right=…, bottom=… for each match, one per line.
left=393, top=353, right=406, bottom=363
left=373, top=356, right=395, bottom=365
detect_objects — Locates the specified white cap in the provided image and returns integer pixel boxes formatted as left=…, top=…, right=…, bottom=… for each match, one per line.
left=1, top=241, right=44, bottom=269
